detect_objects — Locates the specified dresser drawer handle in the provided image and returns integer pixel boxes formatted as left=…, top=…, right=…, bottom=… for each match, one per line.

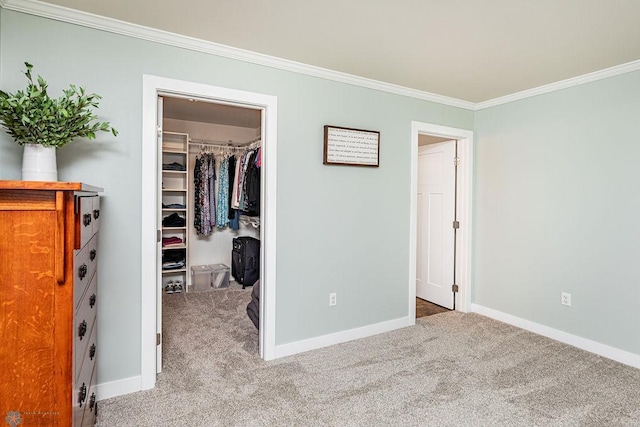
left=89, top=392, right=96, bottom=411
left=78, top=320, right=87, bottom=340
left=89, top=294, right=96, bottom=308
left=89, top=343, right=96, bottom=360
left=93, top=209, right=100, bottom=220
left=78, top=264, right=88, bottom=280
left=90, top=249, right=97, bottom=261
left=83, top=213, right=92, bottom=227
left=78, top=383, right=87, bottom=406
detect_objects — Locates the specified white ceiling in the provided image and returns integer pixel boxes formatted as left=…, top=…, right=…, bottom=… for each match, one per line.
left=418, top=135, right=451, bottom=146
left=163, top=97, right=261, bottom=129
left=39, top=0, right=640, bottom=103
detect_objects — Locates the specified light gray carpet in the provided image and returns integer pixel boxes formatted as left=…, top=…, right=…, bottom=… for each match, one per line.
left=97, top=289, right=640, bottom=426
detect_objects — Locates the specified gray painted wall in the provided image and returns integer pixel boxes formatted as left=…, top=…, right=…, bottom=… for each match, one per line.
left=0, top=10, right=473, bottom=385
left=474, top=71, right=640, bottom=355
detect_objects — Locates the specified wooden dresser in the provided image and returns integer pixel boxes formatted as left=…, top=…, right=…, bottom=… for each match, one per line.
left=0, top=181, right=102, bottom=426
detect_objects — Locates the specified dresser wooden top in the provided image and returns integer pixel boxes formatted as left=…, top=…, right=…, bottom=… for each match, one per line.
left=0, top=180, right=103, bottom=192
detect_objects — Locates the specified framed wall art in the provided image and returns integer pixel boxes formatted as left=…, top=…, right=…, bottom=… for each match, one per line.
left=323, top=125, right=380, bottom=167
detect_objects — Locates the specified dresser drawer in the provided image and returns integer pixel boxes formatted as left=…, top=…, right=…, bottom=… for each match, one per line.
left=73, top=340, right=96, bottom=427
left=81, top=366, right=98, bottom=427
left=77, top=196, right=100, bottom=249
left=75, top=317, right=97, bottom=382
left=74, top=273, right=97, bottom=380
left=74, top=233, right=98, bottom=309
left=90, top=196, right=100, bottom=235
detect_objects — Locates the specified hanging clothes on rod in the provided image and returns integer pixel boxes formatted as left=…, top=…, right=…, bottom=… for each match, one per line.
left=243, top=148, right=260, bottom=215
left=231, top=146, right=260, bottom=216
left=193, top=149, right=216, bottom=235
left=192, top=137, right=261, bottom=233
left=216, top=156, right=230, bottom=228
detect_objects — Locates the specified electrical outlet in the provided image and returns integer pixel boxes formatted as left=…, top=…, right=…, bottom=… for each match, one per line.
left=561, top=292, right=571, bottom=307
left=329, top=292, right=337, bottom=307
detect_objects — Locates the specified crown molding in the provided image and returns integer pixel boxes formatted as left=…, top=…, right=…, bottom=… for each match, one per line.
left=3, top=0, right=640, bottom=111
left=0, top=0, right=476, bottom=110
left=476, top=59, right=640, bottom=110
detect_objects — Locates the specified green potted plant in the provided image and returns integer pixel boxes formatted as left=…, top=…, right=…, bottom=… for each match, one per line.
left=0, top=62, right=118, bottom=181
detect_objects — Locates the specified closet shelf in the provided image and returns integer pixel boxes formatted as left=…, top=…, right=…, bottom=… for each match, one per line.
left=239, top=215, right=260, bottom=229
left=161, top=130, right=190, bottom=289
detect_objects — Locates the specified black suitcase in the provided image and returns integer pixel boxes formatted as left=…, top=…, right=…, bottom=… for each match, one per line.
left=246, top=280, right=260, bottom=329
left=232, top=236, right=260, bottom=288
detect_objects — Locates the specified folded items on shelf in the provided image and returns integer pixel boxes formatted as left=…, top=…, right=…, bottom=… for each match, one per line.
left=162, top=236, right=183, bottom=247
left=162, top=203, right=186, bottom=209
left=162, top=162, right=186, bottom=171
left=162, top=251, right=185, bottom=268
left=162, top=249, right=185, bottom=263
left=162, top=213, right=186, bottom=227
left=162, top=260, right=185, bottom=270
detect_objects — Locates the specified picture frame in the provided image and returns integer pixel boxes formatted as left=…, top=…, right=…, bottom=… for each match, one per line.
left=323, top=125, right=380, bottom=167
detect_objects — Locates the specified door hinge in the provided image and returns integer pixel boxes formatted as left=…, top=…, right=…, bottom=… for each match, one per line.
left=453, top=221, right=460, bottom=229
left=157, top=333, right=161, bottom=345
left=157, top=229, right=161, bottom=242
left=452, top=284, right=459, bottom=293
left=157, top=126, right=163, bottom=138
left=454, top=157, right=461, bottom=166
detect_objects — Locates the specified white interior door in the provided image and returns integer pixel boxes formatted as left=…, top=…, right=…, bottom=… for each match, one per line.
left=156, top=96, right=164, bottom=373
left=416, top=140, right=455, bottom=309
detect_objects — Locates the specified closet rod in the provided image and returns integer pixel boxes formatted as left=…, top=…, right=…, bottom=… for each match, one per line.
left=189, top=135, right=261, bottom=148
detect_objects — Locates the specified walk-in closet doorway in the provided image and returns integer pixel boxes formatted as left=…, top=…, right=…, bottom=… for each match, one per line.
left=157, top=96, right=263, bottom=373
left=141, top=75, right=278, bottom=391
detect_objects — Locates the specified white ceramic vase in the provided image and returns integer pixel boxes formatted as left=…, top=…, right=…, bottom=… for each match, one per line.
left=22, top=143, right=58, bottom=181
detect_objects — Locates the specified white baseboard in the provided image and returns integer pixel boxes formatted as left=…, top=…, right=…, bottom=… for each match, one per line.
left=471, top=304, right=640, bottom=369
left=96, top=376, right=142, bottom=401
left=274, top=316, right=415, bottom=359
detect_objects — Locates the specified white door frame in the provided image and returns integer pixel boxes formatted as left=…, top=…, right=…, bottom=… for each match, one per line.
left=141, top=75, right=278, bottom=390
left=409, top=121, right=473, bottom=318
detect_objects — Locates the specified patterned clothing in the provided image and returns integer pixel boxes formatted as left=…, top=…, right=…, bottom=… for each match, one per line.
left=194, top=152, right=215, bottom=235
left=216, top=156, right=229, bottom=228
left=194, top=147, right=260, bottom=233
left=208, top=155, right=216, bottom=228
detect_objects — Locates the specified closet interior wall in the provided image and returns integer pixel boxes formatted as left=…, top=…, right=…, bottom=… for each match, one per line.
left=163, top=117, right=261, bottom=275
